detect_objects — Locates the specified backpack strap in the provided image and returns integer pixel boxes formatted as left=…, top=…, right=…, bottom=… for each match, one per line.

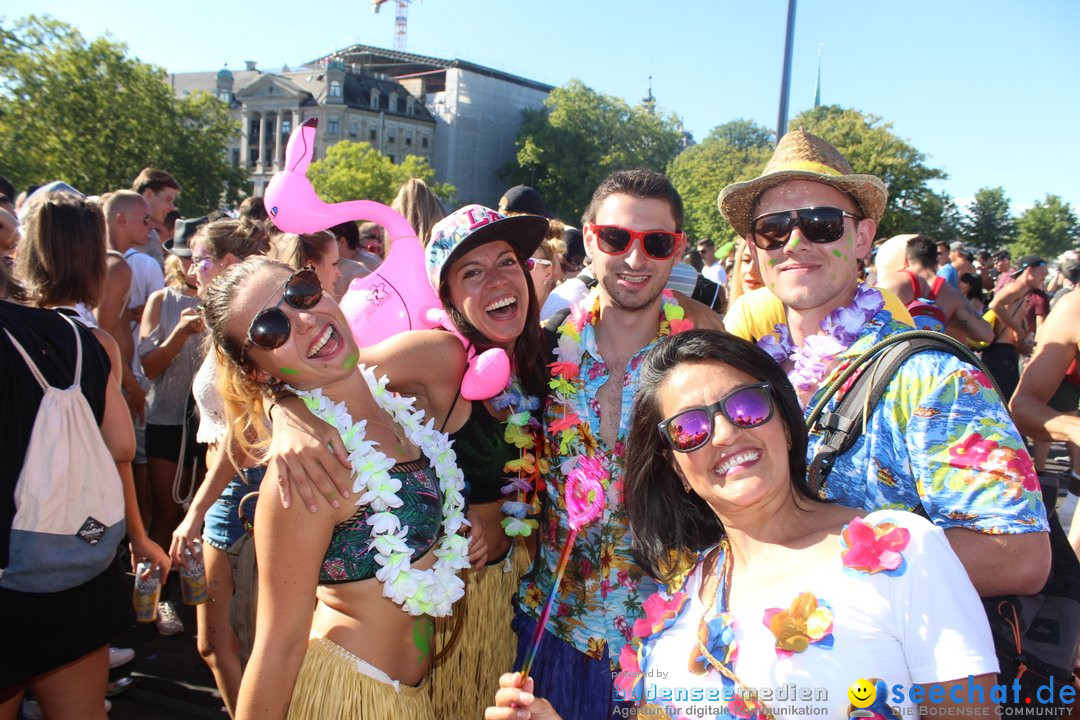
left=807, top=330, right=1002, bottom=495
left=928, top=276, right=945, bottom=301
left=3, top=313, right=85, bottom=392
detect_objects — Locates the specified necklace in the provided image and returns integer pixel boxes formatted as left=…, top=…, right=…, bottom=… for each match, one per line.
left=757, top=284, right=884, bottom=401
left=549, top=289, right=693, bottom=486
left=490, top=378, right=541, bottom=537
left=294, top=365, right=469, bottom=617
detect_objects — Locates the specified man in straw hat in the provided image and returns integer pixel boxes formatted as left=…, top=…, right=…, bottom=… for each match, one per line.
left=717, top=129, right=1049, bottom=597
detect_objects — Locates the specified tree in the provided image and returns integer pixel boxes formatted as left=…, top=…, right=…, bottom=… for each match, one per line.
left=905, top=190, right=963, bottom=245
left=502, top=80, right=685, bottom=222
left=307, top=141, right=454, bottom=206
left=962, top=187, right=1016, bottom=250
left=0, top=16, right=247, bottom=214
left=1013, top=194, right=1079, bottom=260
left=668, top=120, right=773, bottom=243
left=789, top=106, right=948, bottom=239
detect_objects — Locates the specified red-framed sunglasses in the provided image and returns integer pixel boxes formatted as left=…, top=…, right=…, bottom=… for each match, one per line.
left=585, top=223, right=685, bottom=260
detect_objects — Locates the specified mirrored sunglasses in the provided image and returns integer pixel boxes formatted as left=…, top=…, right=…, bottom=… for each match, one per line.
left=657, top=383, right=775, bottom=453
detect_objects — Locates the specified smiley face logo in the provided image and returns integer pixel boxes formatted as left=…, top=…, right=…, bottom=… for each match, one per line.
left=848, top=678, right=876, bottom=709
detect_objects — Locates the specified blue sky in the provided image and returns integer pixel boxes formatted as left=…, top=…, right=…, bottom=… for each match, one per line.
left=5, top=0, right=1078, bottom=216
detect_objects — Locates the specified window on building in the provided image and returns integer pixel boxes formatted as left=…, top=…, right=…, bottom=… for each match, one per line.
left=421, top=136, right=429, bottom=149
left=329, top=80, right=342, bottom=97
left=328, top=117, right=340, bottom=135
left=282, top=119, right=292, bottom=136
left=350, top=120, right=359, bottom=137
left=387, top=135, right=395, bottom=144
left=232, top=149, right=240, bottom=167
left=407, top=98, right=415, bottom=115
left=218, top=90, right=230, bottom=103
left=397, top=97, right=406, bottom=113
left=369, top=128, right=377, bottom=142
left=405, top=136, right=412, bottom=146
left=370, top=91, right=379, bottom=110
left=389, top=154, right=396, bottom=164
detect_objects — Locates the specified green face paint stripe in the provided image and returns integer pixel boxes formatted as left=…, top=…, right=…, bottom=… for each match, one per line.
left=343, top=351, right=359, bottom=370
left=787, top=235, right=801, bottom=249
left=768, top=257, right=781, bottom=267
left=278, top=367, right=299, bottom=375
left=832, top=249, right=842, bottom=258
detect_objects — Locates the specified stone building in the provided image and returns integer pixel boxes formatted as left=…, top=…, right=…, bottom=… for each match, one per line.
left=321, top=45, right=553, bottom=206
left=172, top=45, right=553, bottom=205
left=171, top=59, right=437, bottom=195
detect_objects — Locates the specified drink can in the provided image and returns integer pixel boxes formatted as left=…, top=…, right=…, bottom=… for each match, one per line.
left=133, top=561, right=161, bottom=622
left=180, top=539, right=208, bottom=605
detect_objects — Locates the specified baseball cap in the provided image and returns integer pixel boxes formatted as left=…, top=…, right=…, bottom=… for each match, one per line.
left=991, top=249, right=1011, bottom=261
left=426, top=204, right=548, bottom=286
left=1011, top=255, right=1046, bottom=278
left=949, top=241, right=965, bottom=252
left=498, top=185, right=548, bottom=217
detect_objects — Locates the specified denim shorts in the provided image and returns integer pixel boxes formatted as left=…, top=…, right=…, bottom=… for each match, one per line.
left=203, top=466, right=266, bottom=551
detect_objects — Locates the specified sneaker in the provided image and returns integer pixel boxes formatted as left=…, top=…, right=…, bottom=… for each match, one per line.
left=108, top=646, right=135, bottom=669
left=155, top=600, right=184, bottom=636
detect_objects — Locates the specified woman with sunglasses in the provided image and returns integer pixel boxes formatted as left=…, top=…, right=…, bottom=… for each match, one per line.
left=169, top=219, right=267, bottom=715
left=265, top=204, right=550, bottom=719
left=490, top=330, right=998, bottom=719
left=201, top=256, right=470, bottom=719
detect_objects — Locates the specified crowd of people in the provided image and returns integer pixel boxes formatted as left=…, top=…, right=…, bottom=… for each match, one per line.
left=0, top=127, right=1077, bottom=720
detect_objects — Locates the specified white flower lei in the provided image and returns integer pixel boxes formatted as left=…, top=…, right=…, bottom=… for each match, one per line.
left=294, top=365, right=469, bottom=617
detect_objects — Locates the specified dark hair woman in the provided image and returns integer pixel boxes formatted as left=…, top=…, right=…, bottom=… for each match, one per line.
left=489, top=331, right=1000, bottom=720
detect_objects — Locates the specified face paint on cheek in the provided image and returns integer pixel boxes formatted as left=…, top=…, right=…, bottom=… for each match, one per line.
left=413, top=617, right=434, bottom=663
left=832, top=249, right=842, bottom=258
left=767, top=257, right=781, bottom=267
left=342, top=351, right=359, bottom=370
left=278, top=367, right=299, bottom=375
left=787, top=236, right=801, bottom=250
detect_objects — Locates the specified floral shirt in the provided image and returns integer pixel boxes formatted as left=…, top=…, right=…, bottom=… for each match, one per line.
left=516, top=292, right=687, bottom=660
left=806, top=310, right=1048, bottom=534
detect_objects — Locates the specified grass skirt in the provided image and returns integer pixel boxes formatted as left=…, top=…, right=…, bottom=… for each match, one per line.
left=429, top=540, right=531, bottom=719
left=287, top=635, right=434, bottom=720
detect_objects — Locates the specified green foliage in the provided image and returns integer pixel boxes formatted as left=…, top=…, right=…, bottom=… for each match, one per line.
left=668, top=120, right=773, bottom=243
left=1013, top=194, right=1079, bottom=259
left=0, top=16, right=247, bottom=215
left=962, top=187, right=1016, bottom=250
left=789, top=106, right=949, bottom=239
left=502, top=79, right=685, bottom=222
left=307, top=141, right=454, bottom=206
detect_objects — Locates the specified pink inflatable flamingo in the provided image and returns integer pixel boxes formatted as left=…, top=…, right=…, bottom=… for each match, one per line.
left=264, top=118, right=510, bottom=400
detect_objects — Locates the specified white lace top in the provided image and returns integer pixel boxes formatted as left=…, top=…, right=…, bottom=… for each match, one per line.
left=192, top=354, right=227, bottom=445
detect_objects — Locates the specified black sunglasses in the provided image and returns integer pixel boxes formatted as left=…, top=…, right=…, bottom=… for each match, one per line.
left=657, top=383, right=775, bottom=453
left=241, top=268, right=324, bottom=362
left=750, top=207, right=862, bottom=251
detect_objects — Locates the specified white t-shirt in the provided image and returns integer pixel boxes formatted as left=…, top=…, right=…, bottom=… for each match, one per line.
left=702, top=262, right=727, bottom=287
left=639, top=510, right=997, bottom=720
left=124, top=248, right=165, bottom=379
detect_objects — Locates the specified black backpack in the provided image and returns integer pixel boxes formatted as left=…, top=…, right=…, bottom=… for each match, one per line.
left=806, top=329, right=1080, bottom=707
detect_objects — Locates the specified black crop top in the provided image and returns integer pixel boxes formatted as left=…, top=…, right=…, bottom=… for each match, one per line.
left=447, top=401, right=519, bottom=505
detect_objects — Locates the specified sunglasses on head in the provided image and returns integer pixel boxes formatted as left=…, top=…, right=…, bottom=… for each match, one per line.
left=586, top=224, right=684, bottom=260
left=241, top=268, right=324, bottom=362
left=657, top=383, right=775, bottom=453
left=750, top=207, right=862, bottom=251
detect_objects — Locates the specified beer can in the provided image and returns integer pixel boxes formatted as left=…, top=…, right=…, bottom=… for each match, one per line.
left=180, top=539, right=208, bottom=605
left=133, top=561, right=161, bottom=623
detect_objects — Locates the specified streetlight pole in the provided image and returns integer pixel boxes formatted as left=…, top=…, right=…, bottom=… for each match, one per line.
left=776, top=0, right=797, bottom=142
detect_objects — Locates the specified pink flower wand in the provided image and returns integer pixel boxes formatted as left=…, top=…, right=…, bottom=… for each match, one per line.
left=518, top=460, right=606, bottom=680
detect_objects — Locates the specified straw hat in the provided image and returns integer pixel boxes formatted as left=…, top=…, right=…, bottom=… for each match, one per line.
left=717, top=129, right=888, bottom=238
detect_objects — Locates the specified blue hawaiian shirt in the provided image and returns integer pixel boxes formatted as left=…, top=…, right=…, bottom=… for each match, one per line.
left=516, top=295, right=670, bottom=661
left=806, top=310, right=1048, bottom=534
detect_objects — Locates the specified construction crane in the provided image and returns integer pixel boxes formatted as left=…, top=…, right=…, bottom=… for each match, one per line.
left=371, top=0, right=409, bottom=52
